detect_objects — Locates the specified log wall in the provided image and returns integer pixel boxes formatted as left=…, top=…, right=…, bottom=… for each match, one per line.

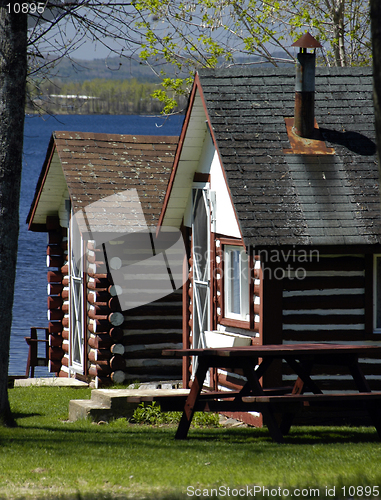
left=183, top=232, right=262, bottom=426
left=86, top=239, right=183, bottom=386
left=213, top=238, right=263, bottom=427
left=46, top=215, right=68, bottom=377
left=184, top=246, right=381, bottom=426
left=282, top=254, right=381, bottom=392
left=45, top=218, right=183, bottom=385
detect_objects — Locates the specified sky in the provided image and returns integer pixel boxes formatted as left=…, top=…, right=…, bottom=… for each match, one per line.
left=29, top=3, right=140, bottom=62
left=70, top=39, right=117, bottom=61
left=29, top=2, right=314, bottom=66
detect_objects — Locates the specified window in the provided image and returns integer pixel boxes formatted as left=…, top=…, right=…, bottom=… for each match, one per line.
left=224, top=245, right=249, bottom=321
left=69, top=209, right=84, bottom=372
left=374, top=255, right=381, bottom=332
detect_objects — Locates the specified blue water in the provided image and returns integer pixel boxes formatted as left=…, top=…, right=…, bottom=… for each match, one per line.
left=9, top=114, right=184, bottom=376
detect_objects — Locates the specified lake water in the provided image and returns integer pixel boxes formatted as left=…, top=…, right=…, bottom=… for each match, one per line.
left=9, top=114, right=184, bottom=376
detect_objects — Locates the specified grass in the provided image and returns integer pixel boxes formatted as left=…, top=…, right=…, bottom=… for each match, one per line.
left=1, top=387, right=381, bottom=499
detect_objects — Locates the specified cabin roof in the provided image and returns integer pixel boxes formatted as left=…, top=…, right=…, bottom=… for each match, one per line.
left=27, top=131, right=178, bottom=232
left=164, top=66, right=380, bottom=247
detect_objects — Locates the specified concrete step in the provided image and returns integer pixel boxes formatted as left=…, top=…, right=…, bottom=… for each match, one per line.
left=69, top=386, right=189, bottom=423
left=13, top=377, right=89, bottom=388
left=69, top=399, right=111, bottom=422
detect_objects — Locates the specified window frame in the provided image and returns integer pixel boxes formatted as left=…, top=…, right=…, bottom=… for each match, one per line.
left=69, top=208, right=86, bottom=374
left=223, top=244, right=250, bottom=323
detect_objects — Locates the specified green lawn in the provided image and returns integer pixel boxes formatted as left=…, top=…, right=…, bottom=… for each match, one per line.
left=1, top=386, right=381, bottom=499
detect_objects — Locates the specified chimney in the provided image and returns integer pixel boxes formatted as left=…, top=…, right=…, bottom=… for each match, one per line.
left=292, top=32, right=322, bottom=139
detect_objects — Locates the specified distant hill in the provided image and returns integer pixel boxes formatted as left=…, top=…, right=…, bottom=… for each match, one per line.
left=47, top=56, right=170, bottom=83
left=41, top=52, right=293, bottom=83
left=27, top=53, right=293, bottom=115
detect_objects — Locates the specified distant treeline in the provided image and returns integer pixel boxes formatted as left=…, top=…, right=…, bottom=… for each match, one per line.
left=26, top=78, right=187, bottom=115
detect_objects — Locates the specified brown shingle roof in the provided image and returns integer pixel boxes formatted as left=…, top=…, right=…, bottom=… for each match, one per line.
left=28, top=131, right=178, bottom=231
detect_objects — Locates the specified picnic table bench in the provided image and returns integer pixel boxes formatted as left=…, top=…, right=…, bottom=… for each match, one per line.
left=161, top=343, right=381, bottom=443
left=25, top=327, right=49, bottom=377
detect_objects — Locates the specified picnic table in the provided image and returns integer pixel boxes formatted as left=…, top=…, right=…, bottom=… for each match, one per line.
left=162, top=343, right=381, bottom=443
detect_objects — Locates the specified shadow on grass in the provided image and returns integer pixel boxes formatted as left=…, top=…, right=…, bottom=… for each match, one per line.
left=11, top=418, right=380, bottom=447
left=12, top=412, right=42, bottom=420
left=188, top=425, right=380, bottom=445
left=283, top=426, right=379, bottom=444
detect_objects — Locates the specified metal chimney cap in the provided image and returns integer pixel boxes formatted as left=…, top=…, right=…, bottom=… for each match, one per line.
left=292, top=32, right=322, bottom=49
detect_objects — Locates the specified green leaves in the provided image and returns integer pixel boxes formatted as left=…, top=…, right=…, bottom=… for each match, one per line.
left=151, top=77, right=193, bottom=114
left=134, top=0, right=371, bottom=112
left=131, top=401, right=220, bottom=426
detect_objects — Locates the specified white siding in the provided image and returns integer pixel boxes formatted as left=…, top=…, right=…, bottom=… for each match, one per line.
left=32, top=151, right=68, bottom=226
left=210, top=149, right=241, bottom=239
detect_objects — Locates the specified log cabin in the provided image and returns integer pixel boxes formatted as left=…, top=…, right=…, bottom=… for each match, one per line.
left=27, top=131, right=183, bottom=387
left=158, top=34, right=381, bottom=426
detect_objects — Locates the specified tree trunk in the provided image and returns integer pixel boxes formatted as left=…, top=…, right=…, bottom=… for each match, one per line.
left=0, top=3, right=27, bottom=426
left=331, top=0, right=346, bottom=66
left=370, top=0, right=381, bottom=181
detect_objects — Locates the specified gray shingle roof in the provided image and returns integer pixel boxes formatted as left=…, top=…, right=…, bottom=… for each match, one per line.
left=198, top=66, right=380, bottom=247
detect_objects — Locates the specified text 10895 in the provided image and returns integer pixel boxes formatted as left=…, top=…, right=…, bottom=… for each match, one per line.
left=6, top=3, right=45, bottom=14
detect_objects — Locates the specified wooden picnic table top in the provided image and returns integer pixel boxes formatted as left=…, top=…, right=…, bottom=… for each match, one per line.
left=162, top=342, right=381, bottom=442
left=162, top=343, right=381, bottom=358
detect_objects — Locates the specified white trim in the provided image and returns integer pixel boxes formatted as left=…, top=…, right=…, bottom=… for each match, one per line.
left=374, top=255, right=381, bottom=333
left=191, top=184, right=211, bottom=373
left=283, top=309, right=365, bottom=315
left=283, top=289, right=365, bottom=297
left=210, top=149, right=241, bottom=238
left=283, top=324, right=364, bottom=331
left=205, top=330, right=251, bottom=348
left=68, top=208, right=85, bottom=375
left=287, top=270, right=365, bottom=278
